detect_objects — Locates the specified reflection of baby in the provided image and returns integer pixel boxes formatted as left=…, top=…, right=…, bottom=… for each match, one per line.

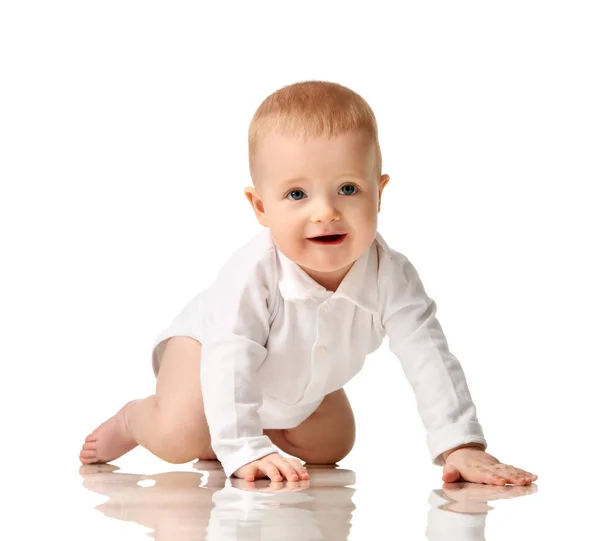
left=79, top=463, right=536, bottom=541
left=79, top=463, right=357, bottom=541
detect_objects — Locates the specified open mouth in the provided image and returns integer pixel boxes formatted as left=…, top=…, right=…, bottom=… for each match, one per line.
left=308, top=234, right=347, bottom=245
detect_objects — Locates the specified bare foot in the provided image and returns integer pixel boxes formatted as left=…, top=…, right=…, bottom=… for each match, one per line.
left=79, top=400, right=139, bottom=464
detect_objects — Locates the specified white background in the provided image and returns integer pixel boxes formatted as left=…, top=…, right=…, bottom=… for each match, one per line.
left=1, top=1, right=598, bottom=539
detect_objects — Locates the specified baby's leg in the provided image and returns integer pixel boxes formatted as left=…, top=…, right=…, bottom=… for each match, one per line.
left=80, top=336, right=213, bottom=464
left=263, top=388, right=356, bottom=464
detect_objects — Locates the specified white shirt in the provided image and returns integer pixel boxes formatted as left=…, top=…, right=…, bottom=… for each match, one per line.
left=151, top=228, right=487, bottom=478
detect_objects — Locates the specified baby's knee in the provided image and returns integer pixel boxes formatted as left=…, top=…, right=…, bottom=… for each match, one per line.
left=155, top=406, right=209, bottom=464
left=297, top=437, right=355, bottom=465
left=158, top=425, right=209, bottom=464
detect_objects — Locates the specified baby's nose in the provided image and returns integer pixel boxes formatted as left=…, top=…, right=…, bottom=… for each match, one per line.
left=311, top=201, right=339, bottom=221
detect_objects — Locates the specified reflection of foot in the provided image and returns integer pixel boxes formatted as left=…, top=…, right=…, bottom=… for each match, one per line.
left=79, top=463, right=121, bottom=475
left=79, top=467, right=215, bottom=535
left=79, top=400, right=139, bottom=464
left=79, top=464, right=146, bottom=500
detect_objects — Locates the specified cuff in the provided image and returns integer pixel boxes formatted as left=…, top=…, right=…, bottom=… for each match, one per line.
left=427, top=421, right=487, bottom=467
left=217, top=435, right=282, bottom=478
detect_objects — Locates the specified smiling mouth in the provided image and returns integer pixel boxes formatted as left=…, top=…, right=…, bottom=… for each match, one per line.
left=308, top=234, right=347, bottom=245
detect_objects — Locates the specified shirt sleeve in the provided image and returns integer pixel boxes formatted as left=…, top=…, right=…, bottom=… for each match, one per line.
left=380, top=252, right=487, bottom=466
left=152, top=250, right=280, bottom=478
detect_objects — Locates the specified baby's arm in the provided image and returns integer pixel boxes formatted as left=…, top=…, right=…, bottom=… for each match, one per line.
left=380, top=252, right=487, bottom=465
left=380, top=251, right=537, bottom=485
left=199, top=258, right=281, bottom=478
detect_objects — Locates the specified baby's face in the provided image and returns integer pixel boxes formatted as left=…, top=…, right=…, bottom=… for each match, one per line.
left=246, top=130, right=389, bottom=291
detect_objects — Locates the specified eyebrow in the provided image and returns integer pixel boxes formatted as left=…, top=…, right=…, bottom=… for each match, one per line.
left=279, top=173, right=364, bottom=186
left=280, top=176, right=306, bottom=187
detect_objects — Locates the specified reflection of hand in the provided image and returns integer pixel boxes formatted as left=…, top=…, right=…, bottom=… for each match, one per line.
left=443, top=481, right=537, bottom=502
left=439, top=481, right=537, bottom=514
left=232, top=452, right=309, bottom=482
left=210, top=468, right=356, bottom=541
left=442, top=448, right=538, bottom=485
left=231, top=477, right=311, bottom=493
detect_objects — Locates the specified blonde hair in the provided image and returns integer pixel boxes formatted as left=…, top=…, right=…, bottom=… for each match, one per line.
left=248, top=80, right=382, bottom=185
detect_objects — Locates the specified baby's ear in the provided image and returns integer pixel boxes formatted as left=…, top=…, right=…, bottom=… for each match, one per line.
left=244, top=187, right=269, bottom=227
left=378, top=174, right=390, bottom=213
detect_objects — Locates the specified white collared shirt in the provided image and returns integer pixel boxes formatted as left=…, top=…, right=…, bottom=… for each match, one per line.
left=151, top=228, right=487, bottom=477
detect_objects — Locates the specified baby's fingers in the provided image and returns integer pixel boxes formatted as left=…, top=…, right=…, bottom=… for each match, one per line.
left=238, top=465, right=259, bottom=482
left=459, top=465, right=508, bottom=486
left=261, top=462, right=285, bottom=482
left=468, top=465, right=534, bottom=486
left=490, top=465, right=536, bottom=485
left=478, top=469, right=510, bottom=486
left=236, top=462, right=267, bottom=482
left=273, top=457, right=300, bottom=481
left=291, top=460, right=310, bottom=480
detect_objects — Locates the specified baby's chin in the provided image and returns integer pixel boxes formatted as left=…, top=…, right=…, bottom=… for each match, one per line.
left=295, top=251, right=359, bottom=276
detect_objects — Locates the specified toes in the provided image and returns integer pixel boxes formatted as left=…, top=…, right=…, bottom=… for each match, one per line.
left=85, top=434, right=98, bottom=442
left=82, top=442, right=96, bottom=451
left=80, top=450, right=97, bottom=459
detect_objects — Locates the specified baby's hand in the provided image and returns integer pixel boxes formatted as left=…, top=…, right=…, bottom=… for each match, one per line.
left=443, top=448, right=538, bottom=486
left=232, top=452, right=309, bottom=482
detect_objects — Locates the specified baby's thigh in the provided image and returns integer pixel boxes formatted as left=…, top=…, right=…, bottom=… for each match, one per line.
left=155, top=336, right=210, bottom=442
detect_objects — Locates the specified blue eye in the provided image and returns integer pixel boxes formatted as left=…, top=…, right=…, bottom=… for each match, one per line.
left=339, top=184, right=357, bottom=195
left=287, top=189, right=306, bottom=201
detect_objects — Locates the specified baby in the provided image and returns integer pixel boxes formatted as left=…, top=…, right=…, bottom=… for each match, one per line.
left=80, top=80, right=537, bottom=486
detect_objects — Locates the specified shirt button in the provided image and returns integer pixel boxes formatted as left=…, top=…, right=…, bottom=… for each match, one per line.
left=317, top=346, right=327, bottom=356
left=322, top=303, right=331, bottom=313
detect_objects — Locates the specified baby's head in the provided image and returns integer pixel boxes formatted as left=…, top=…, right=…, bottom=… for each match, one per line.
left=244, top=80, right=390, bottom=291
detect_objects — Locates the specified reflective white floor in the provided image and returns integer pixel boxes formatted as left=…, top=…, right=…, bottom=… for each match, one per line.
left=6, top=431, right=595, bottom=540
left=30, top=450, right=550, bottom=541
left=76, top=459, right=541, bottom=541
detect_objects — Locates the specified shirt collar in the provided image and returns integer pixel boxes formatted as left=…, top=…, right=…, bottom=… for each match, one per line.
left=275, top=235, right=380, bottom=314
